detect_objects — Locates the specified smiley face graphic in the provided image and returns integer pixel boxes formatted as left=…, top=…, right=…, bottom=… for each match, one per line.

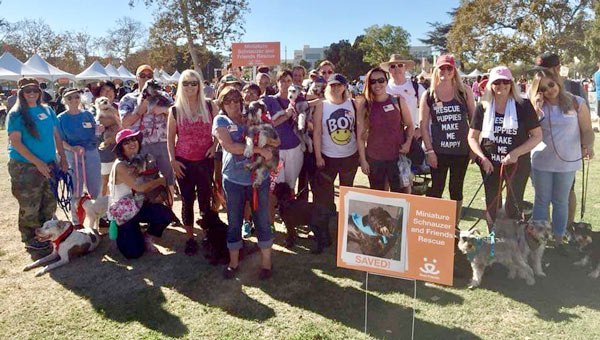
left=326, top=108, right=354, bottom=145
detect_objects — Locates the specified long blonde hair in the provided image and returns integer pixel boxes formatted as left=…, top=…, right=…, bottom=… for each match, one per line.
left=174, top=69, right=210, bottom=124
left=430, top=61, right=467, bottom=105
left=529, top=70, right=576, bottom=113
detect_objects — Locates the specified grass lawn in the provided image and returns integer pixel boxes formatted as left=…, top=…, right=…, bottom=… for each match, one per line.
left=0, top=132, right=599, bottom=340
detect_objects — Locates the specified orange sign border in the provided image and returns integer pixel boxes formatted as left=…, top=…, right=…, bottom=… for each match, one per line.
left=231, top=42, right=280, bottom=67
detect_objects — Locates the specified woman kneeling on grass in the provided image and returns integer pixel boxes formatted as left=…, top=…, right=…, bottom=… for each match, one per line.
left=529, top=70, right=594, bottom=253
left=110, top=129, right=176, bottom=259
left=468, top=66, right=542, bottom=231
left=212, top=87, right=279, bottom=280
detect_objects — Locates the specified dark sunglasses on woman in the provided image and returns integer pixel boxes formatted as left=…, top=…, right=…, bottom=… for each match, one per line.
left=369, top=77, right=386, bottom=85
left=537, top=81, right=555, bottom=93
left=492, top=79, right=512, bottom=85
left=182, top=81, right=199, bottom=87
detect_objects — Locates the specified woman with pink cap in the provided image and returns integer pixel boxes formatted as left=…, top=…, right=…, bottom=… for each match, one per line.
left=468, top=66, right=542, bottom=230
left=419, top=55, right=475, bottom=222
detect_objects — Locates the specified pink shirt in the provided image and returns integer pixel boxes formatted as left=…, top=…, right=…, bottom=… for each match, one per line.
left=366, top=97, right=405, bottom=161
left=175, top=109, right=213, bottom=161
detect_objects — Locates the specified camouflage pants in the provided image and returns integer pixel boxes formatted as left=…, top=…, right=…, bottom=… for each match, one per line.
left=8, top=159, right=56, bottom=243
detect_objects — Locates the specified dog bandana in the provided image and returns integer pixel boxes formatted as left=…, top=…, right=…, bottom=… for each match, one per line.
left=351, top=213, right=388, bottom=244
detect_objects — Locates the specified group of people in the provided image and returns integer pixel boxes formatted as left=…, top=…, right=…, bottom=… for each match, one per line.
left=6, top=50, right=595, bottom=280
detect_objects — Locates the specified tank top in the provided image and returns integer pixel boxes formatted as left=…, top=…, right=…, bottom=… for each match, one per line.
left=108, top=160, right=133, bottom=206
left=427, top=90, right=470, bottom=156
left=366, top=96, right=405, bottom=161
left=321, top=99, right=357, bottom=158
left=173, top=105, right=214, bottom=161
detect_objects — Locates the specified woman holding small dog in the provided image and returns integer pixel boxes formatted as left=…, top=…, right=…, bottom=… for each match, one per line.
left=94, top=81, right=121, bottom=196
left=357, top=67, right=414, bottom=193
left=111, top=129, right=175, bottom=259
left=529, top=70, right=594, bottom=249
left=58, top=88, right=103, bottom=227
left=7, top=77, right=69, bottom=255
left=468, top=66, right=542, bottom=229
left=167, top=69, right=218, bottom=256
left=420, top=55, right=475, bottom=221
left=212, top=86, right=277, bottom=280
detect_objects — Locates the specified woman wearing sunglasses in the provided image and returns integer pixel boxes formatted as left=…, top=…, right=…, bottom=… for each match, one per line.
left=57, top=88, right=103, bottom=227
left=357, top=67, right=414, bottom=193
left=529, top=70, right=594, bottom=250
left=7, top=78, right=68, bottom=256
left=167, top=69, right=218, bottom=256
left=468, top=66, right=542, bottom=230
left=212, top=86, right=278, bottom=280
left=420, top=55, right=475, bottom=221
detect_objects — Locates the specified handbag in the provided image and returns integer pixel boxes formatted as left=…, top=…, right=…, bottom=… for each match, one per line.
left=108, top=194, right=140, bottom=226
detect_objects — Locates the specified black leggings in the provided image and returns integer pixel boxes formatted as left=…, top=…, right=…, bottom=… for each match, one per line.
left=176, top=157, right=214, bottom=226
left=367, top=156, right=402, bottom=192
left=313, top=152, right=359, bottom=208
left=427, top=154, right=469, bottom=201
left=297, top=151, right=316, bottom=202
left=480, top=157, right=531, bottom=223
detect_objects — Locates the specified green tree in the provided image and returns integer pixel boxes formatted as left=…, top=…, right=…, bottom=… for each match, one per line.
left=357, top=24, right=410, bottom=65
left=447, top=0, right=590, bottom=65
left=324, top=37, right=371, bottom=81
left=419, top=22, right=452, bottom=53
left=299, top=59, right=311, bottom=71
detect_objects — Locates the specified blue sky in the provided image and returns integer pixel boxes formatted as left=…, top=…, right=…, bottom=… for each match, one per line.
left=1, top=0, right=458, bottom=56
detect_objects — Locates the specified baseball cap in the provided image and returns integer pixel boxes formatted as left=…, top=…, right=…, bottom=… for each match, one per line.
left=534, top=53, right=560, bottom=69
left=488, top=66, right=513, bottom=84
left=220, top=74, right=242, bottom=85
left=136, top=64, right=153, bottom=75
left=327, top=73, right=347, bottom=86
left=436, top=55, right=455, bottom=68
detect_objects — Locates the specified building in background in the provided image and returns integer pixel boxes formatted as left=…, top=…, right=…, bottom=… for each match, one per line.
left=409, top=46, right=432, bottom=60
left=293, top=45, right=326, bottom=67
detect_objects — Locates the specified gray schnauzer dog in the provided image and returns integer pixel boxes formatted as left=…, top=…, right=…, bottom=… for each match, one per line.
left=243, top=100, right=280, bottom=187
left=494, top=219, right=554, bottom=277
left=128, top=153, right=170, bottom=205
left=458, top=229, right=536, bottom=288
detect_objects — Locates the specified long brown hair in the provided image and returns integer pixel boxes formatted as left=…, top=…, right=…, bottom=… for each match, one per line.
left=361, top=67, right=389, bottom=137
left=529, top=70, right=576, bottom=113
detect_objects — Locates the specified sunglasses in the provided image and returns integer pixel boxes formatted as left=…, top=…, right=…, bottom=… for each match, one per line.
left=537, top=81, right=556, bottom=93
left=122, top=137, right=138, bottom=145
left=439, top=65, right=454, bottom=72
left=492, top=79, right=512, bottom=85
left=321, top=70, right=333, bottom=75
left=22, top=88, right=39, bottom=94
left=223, top=97, right=241, bottom=105
left=66, top=95, right=81, bottom=101
left=369, top=77, right=386, bottom=85
left=389, top=63, right=404, bottom=69
left=138, top=73, right=153, bottom=79
left=182, top=81, right=199, bottom=87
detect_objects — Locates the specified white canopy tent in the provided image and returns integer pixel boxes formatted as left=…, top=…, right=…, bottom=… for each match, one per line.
left=457, top=69, right=467, bottom=78
left=104, top=64, right=121, bottom=80
left=467, top=69, right=484, bottom=78
left=24, top=54, right=74, bottom=80
left=171, top=70, right=181, bottom=83
left=0, top=51, right=48, bottom=80
left=161, top=69, right=175, bottom=83
left=117, top=65, right=136, bottom=81
left=75, top=61, right=110, bottom=81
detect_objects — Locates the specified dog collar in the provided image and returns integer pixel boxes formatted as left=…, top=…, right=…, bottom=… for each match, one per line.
left=466, top=232, right=496, bottom=260
left=140, top=168, right=159, bottom=176
left=52, top=224, right=74, bottom=252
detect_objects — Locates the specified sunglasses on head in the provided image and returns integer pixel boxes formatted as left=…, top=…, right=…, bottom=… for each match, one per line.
left=138, top=73, right=153, bottom=79
left=389, top=63, right=404, bottom=69
left=537, top=81, right=556, bottom=93
left=182, top=81, right=199, bottom=87
left=369, top=77, right=386, bottom=85
left=439, top=65, right=454, bottom=72
left=22, top=88, right=39, bottom=94
left=492, top=79, right=512, bottom=86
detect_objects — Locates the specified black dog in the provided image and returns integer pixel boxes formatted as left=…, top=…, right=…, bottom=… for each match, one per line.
left=273, top=182, right=330, bottom=253
left=197, top=210, right=229, bottom=266
left=348, top=207, right=398, bottom=257
left=571, top=222, right=600, bottom=278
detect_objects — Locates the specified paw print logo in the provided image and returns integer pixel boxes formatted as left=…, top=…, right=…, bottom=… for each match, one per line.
left=419, top=257, right=440, bottom=275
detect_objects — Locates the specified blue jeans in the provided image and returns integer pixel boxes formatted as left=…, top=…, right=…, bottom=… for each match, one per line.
left=66, top=149, right=101, bottom=224
left=531, top=168, right=576, bottom=238
left=223, top=178, right=272, bottom=250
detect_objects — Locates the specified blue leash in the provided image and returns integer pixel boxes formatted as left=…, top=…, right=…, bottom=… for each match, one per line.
left=48, top=166, right=74, bottom=221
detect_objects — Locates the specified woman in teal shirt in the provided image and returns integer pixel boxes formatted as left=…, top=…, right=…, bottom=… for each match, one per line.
left=7, top=78, right=68, bottom=256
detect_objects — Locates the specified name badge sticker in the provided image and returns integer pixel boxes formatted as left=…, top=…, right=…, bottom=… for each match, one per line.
left=435, top=102, right=443, bottom=108
left=383, top=104, right=394, bottom=112
left=227, top=124, right=238, bottom=132
left=38, top=113, right=48, bottom=120
left=82, top=122, right=92, bottom=128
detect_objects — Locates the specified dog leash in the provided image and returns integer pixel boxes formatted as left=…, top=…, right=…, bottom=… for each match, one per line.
left=581, top=157, right=590, bottom=221
left=48, top=165, right=74, bottom=221
left=73, top=150, right=87, bottom=197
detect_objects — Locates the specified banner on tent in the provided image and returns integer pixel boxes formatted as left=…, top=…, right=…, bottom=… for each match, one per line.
left=336, top=186, right=456, bottom=286
left=231, top=42, right=280, bottom=67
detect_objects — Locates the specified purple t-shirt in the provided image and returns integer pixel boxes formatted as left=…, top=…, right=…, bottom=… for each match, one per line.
left=263, top=95, right=301, bottom=150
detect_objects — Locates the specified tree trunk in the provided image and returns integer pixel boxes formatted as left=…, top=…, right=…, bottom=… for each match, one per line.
left=178, top=0, right=200, bottom=72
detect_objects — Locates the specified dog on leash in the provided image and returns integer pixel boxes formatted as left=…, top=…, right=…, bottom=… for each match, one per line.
left=23, top=219, right=100, bottom=276
left=197, top=210, right=229, bottom=265
left=273, top=182, right=315, bottom=249
left=94, top=96, right=120, bottom=150
left=457, top=229, right=536, bottom=288
left=495, top=219, right=554, bottom=277
left=128, top=153, right=171, bottom=205
left=82, top=196, right=109, bottom=232
left=571, top=222, right=600, bottom=278
left=243, top=100, right=280, bottom=187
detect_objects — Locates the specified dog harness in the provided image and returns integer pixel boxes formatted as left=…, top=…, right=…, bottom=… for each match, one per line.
left=466, top=231, right=496, bottom=261
left=350, top=213, right=388, bottom=245
left=52, top=224, right=74, bottom=252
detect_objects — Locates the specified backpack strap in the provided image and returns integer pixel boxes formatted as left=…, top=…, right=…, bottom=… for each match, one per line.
left=411, top=79, right=420, bottom=105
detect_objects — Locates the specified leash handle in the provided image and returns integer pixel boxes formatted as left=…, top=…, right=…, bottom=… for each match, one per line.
left=581, top=157, right=589, bottom=221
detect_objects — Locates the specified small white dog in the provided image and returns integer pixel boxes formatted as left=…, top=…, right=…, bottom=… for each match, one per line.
left=82, top=195, right=109, bottom=231
left=23, top=219, right=100, bottom=277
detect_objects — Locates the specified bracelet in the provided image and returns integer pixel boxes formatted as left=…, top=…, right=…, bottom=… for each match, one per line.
left=425, top=150, right=435, bottom=155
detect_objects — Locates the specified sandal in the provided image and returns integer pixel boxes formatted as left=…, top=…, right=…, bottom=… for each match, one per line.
left=185, top=238, right=198, bottom=256
left=223, top=265, right=238, bottom=279
left=259, top=265, right=273, bottom=280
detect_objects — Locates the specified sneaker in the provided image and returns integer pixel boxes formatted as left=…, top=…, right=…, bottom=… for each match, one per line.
left=242, top=220, right=253, bottom=238
left=223, top=266, right=238, bottom=279
left=184, top=238, right=198, bottom=256
left=259, top=266, right=273, bottom=280
left=25, top=239, right=51, bottom=250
